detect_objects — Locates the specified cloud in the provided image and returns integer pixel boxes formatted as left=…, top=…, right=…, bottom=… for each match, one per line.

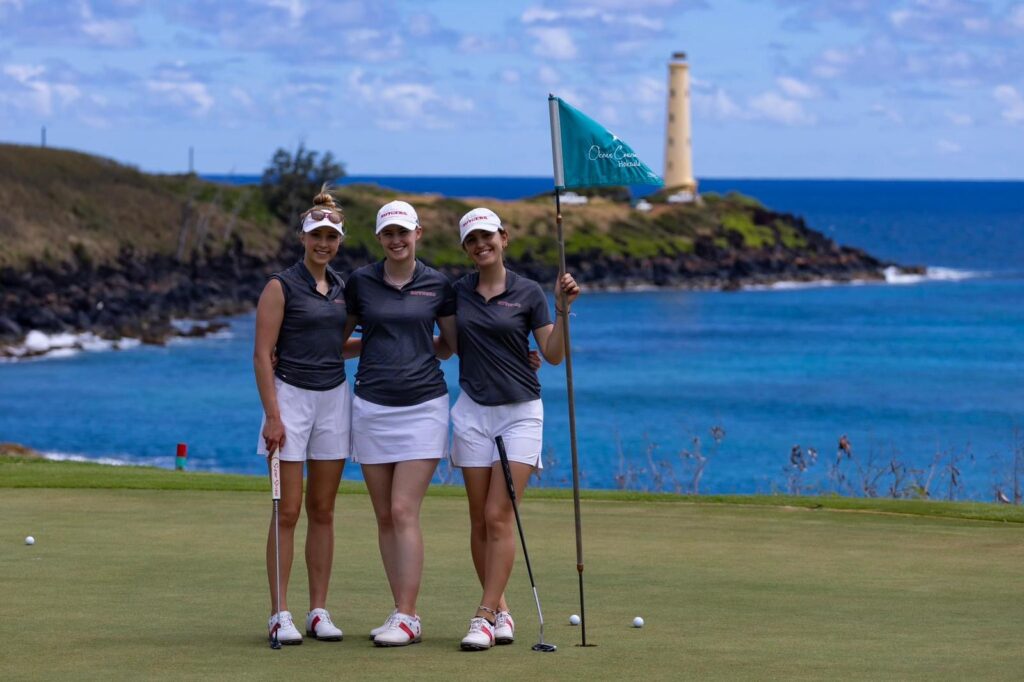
left=994, top=84, right=1024, bottom=123
left=0, top=0, right=142, bottom=47
left=946, top=110, right=973, bottom=126
left=692, top=80, right=743, bottom=120
left=260, top=0, right=307, bottom=27
left=347, top=68, right=474, bottom=130
left=868, top=103, right=903, bottom=124
left=2, top=63, right=82, bottom=116
left=146, top=79, right=213, bottom=117
left=1012, top=4, right=1024, bottom=29
left=749, top=91, right=816, bottom=126
left=537, top=65, right=560, bottom=87
left=528, top=27, right=578, bottom=60
left=776, top=76, right=820, bottom=99
left=936, top=139, right=961, bottom=154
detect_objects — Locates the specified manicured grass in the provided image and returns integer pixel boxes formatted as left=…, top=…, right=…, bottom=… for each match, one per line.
left=2, top=459, right=1023, bottom=679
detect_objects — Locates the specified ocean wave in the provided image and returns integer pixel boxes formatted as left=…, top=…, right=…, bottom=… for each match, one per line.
left=42, top=450, right=172, bottom=468
left=745, top=280, right=840, bottom=291
left=1, top=330, right=139, bottom=361
left=1, top=320, right=229, bottom=361
left=742, top=266, right=986, bottom=292
left=882, top=266, right=985, bottom=284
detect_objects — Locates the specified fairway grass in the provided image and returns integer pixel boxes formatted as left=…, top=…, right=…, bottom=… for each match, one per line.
left=2, top=460, right=1024, bottom=680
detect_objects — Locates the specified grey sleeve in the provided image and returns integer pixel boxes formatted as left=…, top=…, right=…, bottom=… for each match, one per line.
left=529, top=282, right=552, bottom=330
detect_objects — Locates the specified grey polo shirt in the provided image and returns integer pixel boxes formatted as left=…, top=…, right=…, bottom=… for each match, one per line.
left=271, top=261, right=347, bottom=391
left=344, top=260, right=456, bottom=407
left=454, top=270, right=552, bottom=406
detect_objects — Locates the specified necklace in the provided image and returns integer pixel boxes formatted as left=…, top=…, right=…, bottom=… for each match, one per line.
left=383, top=265, right=413, bottom=289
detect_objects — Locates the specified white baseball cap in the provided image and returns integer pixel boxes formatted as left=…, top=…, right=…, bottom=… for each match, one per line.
left=375, top=200, right=419, bottom=234
left=459, top=208, right=503, bottom=244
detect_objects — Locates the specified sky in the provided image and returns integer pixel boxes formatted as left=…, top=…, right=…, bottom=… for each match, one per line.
left=2, top=0, right=1023, bottom=179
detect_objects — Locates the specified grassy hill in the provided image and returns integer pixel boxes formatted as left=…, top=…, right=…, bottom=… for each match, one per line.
left=0, top=144, right=903, bottom=346
left=0, top=143, right=885, bottom=273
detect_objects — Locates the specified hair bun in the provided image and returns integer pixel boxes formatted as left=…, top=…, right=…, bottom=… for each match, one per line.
left=312, top=183, right=338, bottom=209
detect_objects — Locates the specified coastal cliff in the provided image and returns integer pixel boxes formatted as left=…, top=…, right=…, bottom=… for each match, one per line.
left=0, top=144, right=915, bottom=353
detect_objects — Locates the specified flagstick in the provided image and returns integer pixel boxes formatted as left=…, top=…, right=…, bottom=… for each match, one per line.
left=554, top=187, right=589, bottom=647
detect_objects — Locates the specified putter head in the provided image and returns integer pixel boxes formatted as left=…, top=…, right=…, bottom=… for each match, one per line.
left=270, top=632, right=282, bottom=650
left=532, top=642, right=557, bottom=652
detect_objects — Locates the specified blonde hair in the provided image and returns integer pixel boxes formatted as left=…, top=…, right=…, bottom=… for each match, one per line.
left=300, top=183, right=344, bottom=222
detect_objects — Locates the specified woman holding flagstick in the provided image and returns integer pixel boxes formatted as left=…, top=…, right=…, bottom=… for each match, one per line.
left=253, top=186, right=358, bottom=645
left=448, top=207, right=580, bottom=651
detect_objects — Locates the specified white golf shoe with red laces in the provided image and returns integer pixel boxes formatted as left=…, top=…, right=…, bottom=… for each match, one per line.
left=494, top=610, right=515, bottom=645
left=268, top=610, right=303, bottom=645
left=460, top=617, right=495, bottom=651
left=305, top=608, right=343, bottom=641
left=373, top=612, right=421, bottom=647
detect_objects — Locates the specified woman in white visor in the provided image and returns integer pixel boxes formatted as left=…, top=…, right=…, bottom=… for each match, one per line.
left=449, top=207, right=580, bottom=651
left=254, top=186, right=358, bottom=645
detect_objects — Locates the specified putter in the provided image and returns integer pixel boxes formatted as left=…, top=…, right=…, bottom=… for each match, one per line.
left=495, top=436, right=556, bottom=653
left=269, top=446, right=282, bottom=650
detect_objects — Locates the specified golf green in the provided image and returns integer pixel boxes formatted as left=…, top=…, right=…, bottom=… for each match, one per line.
left=2, top=472, right=1023, bottom=679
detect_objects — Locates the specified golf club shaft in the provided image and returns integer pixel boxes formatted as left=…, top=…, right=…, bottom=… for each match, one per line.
left=496, top=436, right=550, bottom=646
left=270, top=448, right=282, bottom=648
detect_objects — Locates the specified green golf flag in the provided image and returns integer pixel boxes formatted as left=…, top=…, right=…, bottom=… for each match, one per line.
left=548, top=95, right=663, bottom=190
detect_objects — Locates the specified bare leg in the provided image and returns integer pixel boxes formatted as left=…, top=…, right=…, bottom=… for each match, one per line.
left=477, top=461, right=533, bottom=619
left=267, top=460, right=304, bottom=615
left=388, top=459, right=439, bottom=614
left=462, top=467, right=509, bottom=613
left=362, top=463, right=399, bottom=608
left=305, top=459, right=345, bottom=610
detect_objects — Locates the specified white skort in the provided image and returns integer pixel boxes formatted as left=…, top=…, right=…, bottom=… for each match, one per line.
left=351, top=393, right=449, bottom=464
left=450, top=392, right=543, bottom=469
left=256, top=378, right=352, bottom=462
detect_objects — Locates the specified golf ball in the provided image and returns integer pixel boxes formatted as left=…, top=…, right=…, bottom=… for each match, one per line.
left=569, top=614, right=581, bottom=626
left=632, top=616, right=644, bottom=628
left=25, top=536, right=35, bottom=545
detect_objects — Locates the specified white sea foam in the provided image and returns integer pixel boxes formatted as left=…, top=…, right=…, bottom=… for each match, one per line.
left=2, top=320, right=225, bottom=361
left=742, top=266, right=985, bottom=292
left=42, top=451, right=154, bottom=467
left=883, top=266, right=984, bottom=285
left=746, top=279, right=839, bottom=291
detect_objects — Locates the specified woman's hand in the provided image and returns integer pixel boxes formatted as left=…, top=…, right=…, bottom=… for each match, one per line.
left=529, top=349, right=542, bottom=371
left=555, top=272, right=581, bottom=314
left=263, top=415, right=286, bottom=456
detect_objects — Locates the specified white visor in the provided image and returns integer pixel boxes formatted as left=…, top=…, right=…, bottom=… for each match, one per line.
left=302, top=212, right=344, bottom=235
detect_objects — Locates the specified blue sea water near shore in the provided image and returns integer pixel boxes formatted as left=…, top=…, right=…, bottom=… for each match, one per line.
left=2, top=179, right=1022, bottom=500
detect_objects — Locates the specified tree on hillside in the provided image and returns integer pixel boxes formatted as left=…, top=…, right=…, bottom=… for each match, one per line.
left=261, top=144, right=345, bottom=226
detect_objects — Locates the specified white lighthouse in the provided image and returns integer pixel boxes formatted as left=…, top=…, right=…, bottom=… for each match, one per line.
left=663, top=52, right=698, bottom=200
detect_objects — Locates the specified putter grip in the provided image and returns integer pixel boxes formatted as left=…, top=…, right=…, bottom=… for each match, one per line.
left=495, top=436, right=517, bottom=504
left=269, top=448, right=281, bottom=501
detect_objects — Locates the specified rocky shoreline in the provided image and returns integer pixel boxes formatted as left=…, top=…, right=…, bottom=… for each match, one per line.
left=0, top=234, right=918, bottom=359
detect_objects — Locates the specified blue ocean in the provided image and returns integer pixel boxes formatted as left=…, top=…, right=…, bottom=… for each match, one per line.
left=2, top=179, right=1022, bottom=500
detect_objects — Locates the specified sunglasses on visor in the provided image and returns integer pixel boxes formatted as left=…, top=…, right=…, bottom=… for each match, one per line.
left=306, top=210, right=343, bottom=224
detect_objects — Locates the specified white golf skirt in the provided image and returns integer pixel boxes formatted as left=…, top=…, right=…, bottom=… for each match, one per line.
left=450, top=392, right=543, bottom=469
left=351, top=393, right=449, bottom=464
left=256, top=378, right=352, bottom=462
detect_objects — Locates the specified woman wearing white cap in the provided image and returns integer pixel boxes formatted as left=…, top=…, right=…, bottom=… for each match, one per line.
left=254, top=186, right=357, bottom=645
left=449, top=207, right=580, bottom=651
left=342, top=200, right=458, bottom=647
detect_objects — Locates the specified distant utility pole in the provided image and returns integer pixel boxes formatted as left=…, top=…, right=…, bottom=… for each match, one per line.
left=41, top=125, right=46, bottom=148
left=189, top=146, right=194, bottom=174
